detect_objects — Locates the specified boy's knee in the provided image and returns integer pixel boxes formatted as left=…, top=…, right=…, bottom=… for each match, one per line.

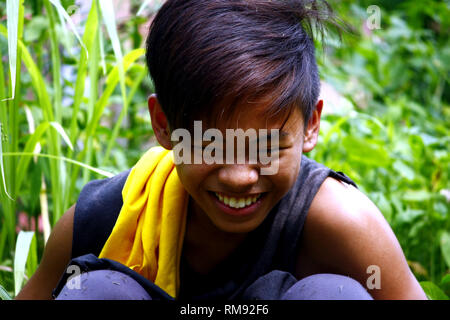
left=55, top=270, right=152, bottom=300
left=281, top=273, right=373, bottom=300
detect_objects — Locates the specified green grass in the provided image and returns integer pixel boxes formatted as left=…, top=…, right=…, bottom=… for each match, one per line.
left=0, top=0, right=448, bottom=299
left=0, top=0, right=152, bottom=297
left=311, top=0, right=450, bottom=300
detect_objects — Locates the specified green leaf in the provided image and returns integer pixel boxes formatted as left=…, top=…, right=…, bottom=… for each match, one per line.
left=396, top=209, right=425, bottom=224
left=69, top=0, right=99, bottom=144
left=0, top=24, right=54, bottom=122
left=402, top=190, right=432, bottom=202
left=137, top=0, right=151, bottom=16
left=393, top=160, right=415, bottom=181
left=342, top=136, right=391, bottom=166
left=87, top=48, right=144, bottom=136
left=26, top=232, right=38, bottom=281
left=440, top=274, right=450, bottom=286
left=82, top=48, right=144, bottom=171
left=419, top=133, right=439, bottom=146
left=6, top=0, right=20, bottom=100
left=15, top=122, right=50, bottom=195
left=49, top=0, right=88, bottom=57
left=14, top=231, right=36, bottom=296
left=49, top=122, right=74, bottom=150
left=99, top=0, right=129, bottom=163
left=29, top=160, right=42, bottom=214
left=0, top=284, right=12, bottom=300
left=23, top=16, right=48, bottom=43
left=440, top=232, right=450, bottom=269
left=370, top=192, right=393, bottom=223
left=420, top=281, right=449, bottom=300
left=0, top=126, right=13, bottom=200
left=99, top=0, right=124, bottom=85
left=322, top=116, right=349, bottom=145
left=4, top=152, right=114, bottom=178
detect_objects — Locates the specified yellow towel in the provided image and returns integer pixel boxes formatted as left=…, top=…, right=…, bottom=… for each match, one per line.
left=98, top=146, right=188, bottom=298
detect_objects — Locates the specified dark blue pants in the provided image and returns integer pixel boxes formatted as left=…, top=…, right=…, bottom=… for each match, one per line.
left=55, top=269, right=373, bottom=300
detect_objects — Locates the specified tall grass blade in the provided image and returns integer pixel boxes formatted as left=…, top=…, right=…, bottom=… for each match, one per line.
left=1, top=21, right=66, bottom=222
left=43, top=0, right=62, bottom=123
left=0, top=134, right=12, bottom=200
left=15, top=122, right=49, bottom=195
left=4, top=152, right=114, bottom=178
left=13, top=231, right=36, bottom=296
left=40, top=176, right=51, bottom=243
left=99, top=0, right=124, bottom=80
left=49, top=0, right=88, bottom=57
left=68, top=0, right=99, bottom=146
left=79, top=49, right=143, bottom=183
left=0, top=284, right=12, bottom=300
left=99, top=0, right=128, bottom=162
left=86, top=48, right=145, bottom=139
left=0, top=42, right=14, bottom=261
left=65, top=0, right=100, bottom=208
left=137, top=0, right=163, bottom=15
left=49, top=122, right=74, bottom=151
left=136, top=0, right=151, bottom=16
left=98, top=22, right=107, bottom=74
left=420, top=281, right=449, bottom=300
left=26, top=232, right=38, bottom=282
left=0, top=137, right=14, bottom=201
left=0, top=25, right=53, bottom=121
left=440, top=232, right=450, bottom=269
left=82, top=21, right=100, bottom=184
left=5, top=0, right=20, bottom=100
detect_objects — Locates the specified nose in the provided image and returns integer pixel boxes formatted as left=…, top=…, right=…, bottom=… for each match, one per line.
left=217, top=164, right=259, bottom=193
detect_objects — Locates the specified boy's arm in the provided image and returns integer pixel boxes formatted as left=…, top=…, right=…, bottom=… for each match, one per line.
left=295, top=177, right=427, bottom=300
left=15, top=205, right=75, bottom=300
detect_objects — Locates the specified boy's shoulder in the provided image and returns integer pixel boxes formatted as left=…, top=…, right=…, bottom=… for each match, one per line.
left=311, top=176, right=372, bottom=220
left=309, top=177, right=380, bottom=233
left=301, top=176, right=386, bottom=265
left=296, top=176, right=423, bottom=299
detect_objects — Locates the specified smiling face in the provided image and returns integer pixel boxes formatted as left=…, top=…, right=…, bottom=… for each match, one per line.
left=148, top=95, right=323, bottom=235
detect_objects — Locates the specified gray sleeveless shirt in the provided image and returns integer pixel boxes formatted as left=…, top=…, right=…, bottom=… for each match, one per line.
left=71, top=155, right=356, bottom=300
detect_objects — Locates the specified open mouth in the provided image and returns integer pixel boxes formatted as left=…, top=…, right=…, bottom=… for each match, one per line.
left=213, top=192, right=262, bottom=209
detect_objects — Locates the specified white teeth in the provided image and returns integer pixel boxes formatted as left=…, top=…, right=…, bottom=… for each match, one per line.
left=214, top=192, right=261, bottom=209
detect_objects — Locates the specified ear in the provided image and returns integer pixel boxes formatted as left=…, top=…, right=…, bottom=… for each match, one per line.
left=302, top=100, right=323, bottom=153
left=148, top=94, right=172, bottom=150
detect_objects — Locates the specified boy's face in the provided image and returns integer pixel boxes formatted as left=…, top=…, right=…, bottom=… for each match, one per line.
left=148, top=95, right=322, bottom=234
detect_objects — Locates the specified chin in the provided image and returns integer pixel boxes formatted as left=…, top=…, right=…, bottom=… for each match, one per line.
left=215, top=220, right=259, bottom=234
left=207, top=208, right=270, bottom=235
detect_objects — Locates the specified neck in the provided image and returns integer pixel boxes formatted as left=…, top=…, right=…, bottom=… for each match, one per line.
left=182, top=197, right=247, bottom=274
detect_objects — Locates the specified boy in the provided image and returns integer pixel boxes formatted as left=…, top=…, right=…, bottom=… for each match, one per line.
left=17, top=0, right=426, bottom=300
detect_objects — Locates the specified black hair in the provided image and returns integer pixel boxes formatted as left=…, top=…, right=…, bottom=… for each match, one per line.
left=146, top=0, right=342, bottom=130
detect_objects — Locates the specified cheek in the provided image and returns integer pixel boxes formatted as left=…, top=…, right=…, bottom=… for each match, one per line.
left=175, top=164, right=211, bottom=194
left=175, top=164, right=196, bottom=193
left=273, top=150, right=302, bottom=191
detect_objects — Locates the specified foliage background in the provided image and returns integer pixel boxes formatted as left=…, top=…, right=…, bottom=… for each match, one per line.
left=0, top=0, right=449, bottom=299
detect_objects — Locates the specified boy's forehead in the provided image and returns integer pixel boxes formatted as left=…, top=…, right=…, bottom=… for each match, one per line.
left=200, top=95, right=303, bottom=131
